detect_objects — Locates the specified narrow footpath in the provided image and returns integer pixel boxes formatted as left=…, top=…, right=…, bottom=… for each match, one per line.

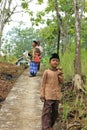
left=0, top=68, right=43, bottom=130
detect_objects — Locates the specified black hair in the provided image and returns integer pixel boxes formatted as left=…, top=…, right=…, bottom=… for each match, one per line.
left=49, top=53, right=60, bottom=61
left=33, top=40, right=38, bottom=45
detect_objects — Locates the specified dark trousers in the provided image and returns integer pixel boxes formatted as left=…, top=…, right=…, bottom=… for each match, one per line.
left=42, top=100, right=59, bottom=130
left=38, top=62, right=40, bottom=70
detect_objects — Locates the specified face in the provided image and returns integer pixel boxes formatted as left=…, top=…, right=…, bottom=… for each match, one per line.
left=50, top=58, right=60, bottom=68
left=32, top=42, right=36, bottom=47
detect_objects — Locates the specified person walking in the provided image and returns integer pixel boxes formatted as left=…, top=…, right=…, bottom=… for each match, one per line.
left=40, top=53, right=64, bottom=130
left=28, top=40, right=40, bottom=77
left=37, top=41, right=43, bottom=58
left=36, top=41, right=43, bottom=70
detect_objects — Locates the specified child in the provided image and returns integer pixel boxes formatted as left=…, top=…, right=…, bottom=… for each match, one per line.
left=40, top=53, right=64, bottom=130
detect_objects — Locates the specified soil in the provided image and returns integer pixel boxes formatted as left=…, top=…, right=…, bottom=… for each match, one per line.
left=0, top=62, right=25, bottom=103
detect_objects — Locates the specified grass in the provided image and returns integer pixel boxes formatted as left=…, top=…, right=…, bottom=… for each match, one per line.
left=0, top=55, right=17, bottom=64
left=81, top=48, right=87, bottom=77
left=60, top=51, right=75, bottom=80
left=60, top=47, right=87, bottom=80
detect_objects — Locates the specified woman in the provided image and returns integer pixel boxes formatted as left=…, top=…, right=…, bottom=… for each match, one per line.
left=28, top=41, right=40, bottom=77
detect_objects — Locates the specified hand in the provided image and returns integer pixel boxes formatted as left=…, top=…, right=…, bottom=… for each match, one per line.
left=40, top=97, right=45, bottom=102
left=58, top=67, right=63, bottom=75
left=58, top=67, right=64, bottom=83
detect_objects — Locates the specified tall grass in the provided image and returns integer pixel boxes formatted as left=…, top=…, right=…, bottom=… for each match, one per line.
left=0, top=55, right=17, bottom=64
left=60, top=50, right=75, bottom=80
left=61, top=48, right=87, bottom=81
left=81, top=48, right=87, bottom=77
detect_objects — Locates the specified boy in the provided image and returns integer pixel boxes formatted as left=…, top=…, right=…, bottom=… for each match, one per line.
left=40, top=53, right=64, bottom=130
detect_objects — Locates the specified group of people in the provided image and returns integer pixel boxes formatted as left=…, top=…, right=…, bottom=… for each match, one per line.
left=27, top=41, right=64, bottom=130
left=28, top=40, right=43, bottom=77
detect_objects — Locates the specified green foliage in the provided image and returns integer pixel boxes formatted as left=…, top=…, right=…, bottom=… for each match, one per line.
left=21, top=2, right=28, bottom=9
left=81, top=19, right=87, bottom=49
left=59, top=0, right=74, bottom=14
left=38, top=21, right=58, bottom=50
left=2, top=27, right=40, bottom=58
left=85, top=2, right=87, bottom=12
left=37, top=0, right=43, bottom=4
left=46, top=0, right=55, bottom=12
left=21, top=0, right=29, bottom=9
left=30, top=11, right=45, bottom=26
left=59, top=44, right=75, bottom=80
left=82, top=126, right=87, bottom=130
left=0, top=55, right=17, bottom=63
left=81, top=49, right=87, bottom=76
left=0, top=56, right=7, bottom=62
left=7, top=55, right=17, bottom=63
left=41, top=56, right=50, bottom=69
left=62, top=103, right=70, bottom=121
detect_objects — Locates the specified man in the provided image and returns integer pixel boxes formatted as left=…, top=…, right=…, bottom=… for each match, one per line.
left=36, top=41, right=43, bottom=70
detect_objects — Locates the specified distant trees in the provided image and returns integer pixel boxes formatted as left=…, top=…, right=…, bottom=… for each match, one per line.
left=3, top=27, right=40, bottom=58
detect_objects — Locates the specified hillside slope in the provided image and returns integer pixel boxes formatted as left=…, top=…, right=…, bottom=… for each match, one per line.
left=0, top=62, right=24, bottom=102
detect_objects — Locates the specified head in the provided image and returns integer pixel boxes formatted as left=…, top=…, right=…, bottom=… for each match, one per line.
left=49, top=53, right=60, bottom=68
left=32, top=40, right=38, bottom=47
left=37, top=41, right=40, bottom=46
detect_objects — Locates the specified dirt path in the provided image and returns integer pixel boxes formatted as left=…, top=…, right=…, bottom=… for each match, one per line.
left=0, top=68, right=43, bottom=130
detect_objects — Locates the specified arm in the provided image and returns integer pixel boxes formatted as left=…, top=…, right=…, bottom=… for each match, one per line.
left=39, top=46, right=43, bottom=59
left=58, top=68, right=64, bottom=84
left=58, top=74, right=64, bottom=84
left=28, top=50, right=32, bottom=57
left=40, top=71, right=47, bottom=102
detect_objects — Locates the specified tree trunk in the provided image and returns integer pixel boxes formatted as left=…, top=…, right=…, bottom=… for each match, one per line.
left=0, top=22, right=5, bottom=52
left=57, top=28, right=60, bottom=55
left=55, top=0, right=60, bottom=55
left=73, top=0, right=86, bottom=95
left=0, top=30, right=3, bottom=52
left=74, top=0, right=82, bottom=75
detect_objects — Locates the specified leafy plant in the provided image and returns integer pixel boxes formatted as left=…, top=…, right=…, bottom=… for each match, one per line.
left=62, top=103, right=70, bottom=121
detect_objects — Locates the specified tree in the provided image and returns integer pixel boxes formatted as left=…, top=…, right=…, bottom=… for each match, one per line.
left=73, top=0, right=86, bottom=93
left=0, top=0, right=18, bottom=51
left=55, top=0, right=61, bottom=55
left=74, top=0, right=85, bottom=75
left=29, top=0, right=75, bottom=55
